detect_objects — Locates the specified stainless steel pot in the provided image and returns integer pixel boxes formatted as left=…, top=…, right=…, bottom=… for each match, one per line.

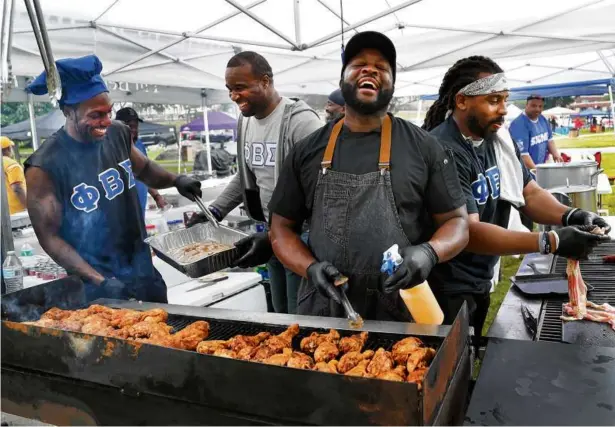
left=549, top=185, right=597, bottom=213
left=536, top=161, right=603, bottom=190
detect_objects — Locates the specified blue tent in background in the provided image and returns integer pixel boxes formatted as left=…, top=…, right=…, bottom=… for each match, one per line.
left=420, top=78, right=615, bottom=101
left=571, top=108, right=612, bottom=117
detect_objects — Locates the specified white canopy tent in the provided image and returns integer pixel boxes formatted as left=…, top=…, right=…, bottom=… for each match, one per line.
left=3, top=0, right=615, bottom=98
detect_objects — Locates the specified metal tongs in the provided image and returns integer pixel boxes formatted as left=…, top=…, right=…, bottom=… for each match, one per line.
left=194, top=196, right=220, bottom=229
left=334, top=276, right=364, bottom=329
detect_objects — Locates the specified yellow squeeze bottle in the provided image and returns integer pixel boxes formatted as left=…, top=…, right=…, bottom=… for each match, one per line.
left=382, top=244, right=444, bottom=325
left=399, top=282, right=444, bottom=325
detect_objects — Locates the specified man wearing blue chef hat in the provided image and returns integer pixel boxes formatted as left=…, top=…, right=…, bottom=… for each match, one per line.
left=24, top=55, right=202, bottom=303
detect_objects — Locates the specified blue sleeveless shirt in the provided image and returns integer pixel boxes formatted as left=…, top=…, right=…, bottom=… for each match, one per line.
left=25, top=121, right=166, bottom=302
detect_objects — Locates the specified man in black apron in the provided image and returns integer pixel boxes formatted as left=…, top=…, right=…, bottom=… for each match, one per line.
left=421, top=56, right=611, bottom=336
left=267, top=32, right=470, bottom=321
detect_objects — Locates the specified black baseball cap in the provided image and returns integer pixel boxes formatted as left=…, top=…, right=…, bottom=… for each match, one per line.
left=115, top=107, right=143, bottom=123
left=342, top=31, right=397, bottom=82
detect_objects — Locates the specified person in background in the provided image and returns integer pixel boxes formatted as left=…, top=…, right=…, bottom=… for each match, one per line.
left=509, top=95, right=564, bottom=230
left=325, top=88, right=345, bottom=122
left=24, top=55, right=202, bottom=303
left=422, top=56, right=610, bottom=337
left=188, top=51, right=323, bottom=315
left=269, top=31, right=469, bottom=321
left=509, top=95, right=563, bottom=172
left=115, top=107, right=168, bottom=215
left=550, top=116, right=558, bottom=132
left=2, top=136, right=27, bottom=214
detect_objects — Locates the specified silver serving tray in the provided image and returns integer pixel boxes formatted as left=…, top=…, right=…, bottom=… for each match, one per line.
left=145, top=223, right=248, bottom=278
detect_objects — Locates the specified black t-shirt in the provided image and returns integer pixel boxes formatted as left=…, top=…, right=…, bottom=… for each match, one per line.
left=268, top=115, right=466, bottom=244
left=428, top=117, right=533, bottom=295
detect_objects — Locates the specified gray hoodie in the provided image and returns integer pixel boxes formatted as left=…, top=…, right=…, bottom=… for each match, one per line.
left=211, top=97, right=322, bottom=222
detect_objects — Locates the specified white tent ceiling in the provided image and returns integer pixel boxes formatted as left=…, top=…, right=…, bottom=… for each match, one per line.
left=5, top=0, right=615, bottom=99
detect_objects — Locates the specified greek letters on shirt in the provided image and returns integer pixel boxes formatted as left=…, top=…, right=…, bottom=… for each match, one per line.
left=245, top=142, right=276, bottom=167
left=70, top=158, right=136, bottom=212
left=471, top=166, right=501, bottom=205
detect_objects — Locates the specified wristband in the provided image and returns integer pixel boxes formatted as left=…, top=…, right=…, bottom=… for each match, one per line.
left=538, top=232, right=552, bottom=255
left=562, top=208, right=578, bottom=226
left=209, top=205, right=223, bottom=222
left=549, top=230, right=560, bottom=252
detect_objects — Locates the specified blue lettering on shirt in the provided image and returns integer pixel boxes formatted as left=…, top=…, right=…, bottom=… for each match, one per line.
left=71, top=183, right=100, bottom=213
left=118, top=159, right=136, bottom=189
left=98, top=168, right=125, bottom=200
left=471, top=166, right=501, bottom=204
left=509, top=114, right=552, bottom=165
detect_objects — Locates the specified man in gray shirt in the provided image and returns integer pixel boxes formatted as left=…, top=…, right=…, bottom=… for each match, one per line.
left=189, top=52, right=322, bottom=314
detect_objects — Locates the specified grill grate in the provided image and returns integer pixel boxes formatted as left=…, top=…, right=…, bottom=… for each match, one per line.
left=166, top=314, right=438, bottom=352
left=537, top=242, right=615, bottom=342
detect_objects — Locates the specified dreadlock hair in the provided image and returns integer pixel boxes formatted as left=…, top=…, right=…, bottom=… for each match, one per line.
left=422, top=56, right=503, bottom=131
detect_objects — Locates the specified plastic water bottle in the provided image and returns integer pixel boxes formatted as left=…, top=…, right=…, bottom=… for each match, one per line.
left=3, top=251, right=24, bottom=293
left=381, top=244, right=444, bottom=325
left=20, top=243, right=34, bottom=257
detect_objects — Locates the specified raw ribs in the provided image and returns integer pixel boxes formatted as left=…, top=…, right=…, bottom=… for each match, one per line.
left=561, top=228, right=615, bottom=330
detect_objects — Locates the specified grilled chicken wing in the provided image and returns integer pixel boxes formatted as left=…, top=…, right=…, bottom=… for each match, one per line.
left=406, top=347, right=436, bottom=373
left=338, top=350, right=375, bottom=374
left=110, top=310, right=144, bottom=329
left=172, top=321, right=210, bottom=351
left=392, top=337, right=424, bottom=365
left=314, top=360, right=339, bottom=374
left=251, top=344, right=278, bottom=361
left=366, top=348, right=394, bottom=377
left=141, top=308, right=168, bottom=323
left=80, top=315, right=113, bottom=335
left=40, top=307, right=72, bottom=321
left=376, top=365, right=406, bottom=382
left=126, top=321, right=172, bottom=339
left=345, top=359, right=370, bottom=377
left=287, top=351, right=315, bottom=370
left=213, top=348, right=237, bottom=358
left=339, top=331, right=368, bottom=354
left=227, top=332, right=271, bottom=352
left=300, top=329, right=340, bottom=354
left=407, top=367, right=428, bottom=389
left=23, top=318, right=59, bottom=328
left=314, top=341, right=339, bottom=363
left=263, top=324, right=300, bottom=353
left=196, top=340, right=229, bottom=355
left=263, top=348, right=293, bottom=366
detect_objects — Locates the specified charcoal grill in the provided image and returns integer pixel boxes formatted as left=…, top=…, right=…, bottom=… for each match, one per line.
left=1, top=277, right=471, bottom=426
left=536, top=242, right=615, bottom=343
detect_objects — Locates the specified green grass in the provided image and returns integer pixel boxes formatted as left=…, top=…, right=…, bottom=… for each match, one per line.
left=555, top=132, right=615, bottom=149
left=482, top=256, right=522, bottom=335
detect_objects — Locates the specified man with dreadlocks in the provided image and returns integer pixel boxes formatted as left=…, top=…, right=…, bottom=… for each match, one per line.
left=423, top=55, right=611, bottom=335
left=267, top=32, right=469, bottom=321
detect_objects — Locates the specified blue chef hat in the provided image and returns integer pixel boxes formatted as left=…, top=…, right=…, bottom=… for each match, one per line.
left=26, top=55, right=108, bottom=107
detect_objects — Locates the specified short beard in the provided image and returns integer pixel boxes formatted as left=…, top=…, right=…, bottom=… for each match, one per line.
left=467, top=113, right=504, bottom=140
left=341, top=82, right=394, bottom=116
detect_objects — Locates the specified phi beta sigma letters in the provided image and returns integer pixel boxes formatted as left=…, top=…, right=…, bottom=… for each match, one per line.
left=70, top=159, right=135, bottom=213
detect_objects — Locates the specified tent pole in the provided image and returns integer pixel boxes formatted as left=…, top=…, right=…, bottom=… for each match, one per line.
left=293, top=0, right=301, bottom=46
left=202, top=94, right=213, bottom=177
left=27, top=93, right=39, bottom=150
left=608, top=84, right=615, bottom=136
left=415, top=99, right=423, bottom=126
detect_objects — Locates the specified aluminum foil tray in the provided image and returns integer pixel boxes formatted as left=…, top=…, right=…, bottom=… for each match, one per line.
left=145, top=223, right=247, bottom=278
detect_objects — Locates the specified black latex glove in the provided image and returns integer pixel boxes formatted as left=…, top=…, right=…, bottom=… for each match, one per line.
left=563, top=208, right=611, bottom=234
left=186, top=206, right=223, bottom=228
left=232, top=232, right=273, bottom=268
left=382, top=243, right=439, bottom=294
left=99, top=278, right=127, bottom=300
left=553, top=225, right=611, bottom=259
left=174, top=175, right=202, bottom=201
left=307, top=261, right=345, bottom=305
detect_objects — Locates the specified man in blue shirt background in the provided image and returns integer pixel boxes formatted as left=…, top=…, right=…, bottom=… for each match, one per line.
left=116, top=107, right=167, bottom=214
left=509, top=95, right=563, bottom=172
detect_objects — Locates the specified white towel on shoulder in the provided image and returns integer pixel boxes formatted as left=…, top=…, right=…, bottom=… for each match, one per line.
left=494, top=127, right=525, bottom=208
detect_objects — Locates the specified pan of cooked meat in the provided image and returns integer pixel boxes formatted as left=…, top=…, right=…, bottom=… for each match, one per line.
left=145, top=223, right=248, bottom=277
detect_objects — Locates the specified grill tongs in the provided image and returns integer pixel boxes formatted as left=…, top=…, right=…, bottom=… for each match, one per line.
left=334, top=276, right=364, bottom=329
left=194, top=196, right=220, bottom=229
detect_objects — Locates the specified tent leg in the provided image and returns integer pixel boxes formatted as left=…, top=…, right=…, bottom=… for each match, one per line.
left=27, top=93, right=39, bottom=150
left=609, top=84, right=615, bottom=137
left=415, top=99, right=423, bottom=126
left=202, top=94, right=213, bottom=177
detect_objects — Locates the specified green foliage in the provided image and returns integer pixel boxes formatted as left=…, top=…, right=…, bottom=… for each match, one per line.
left=1, top=102, right=55, bottom=127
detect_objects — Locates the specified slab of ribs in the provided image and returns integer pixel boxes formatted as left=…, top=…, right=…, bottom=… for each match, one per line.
left=561, top=227, right=615, bottom=330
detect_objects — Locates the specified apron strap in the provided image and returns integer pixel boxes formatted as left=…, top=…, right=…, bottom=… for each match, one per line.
left=321, top=115, right=393, bottom=175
